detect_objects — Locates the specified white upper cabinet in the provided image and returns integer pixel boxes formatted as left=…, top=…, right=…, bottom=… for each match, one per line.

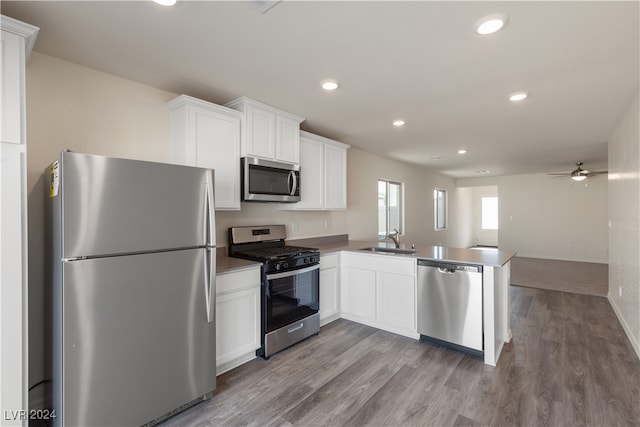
left=280, top=131, right=349, bottom=211
left=167, top=95, right=242, bottom=211
left=1, top=16, right=38, bottom=145
left=225, top=96, right=304, bottom=164
left=324, top=140, right=348, bottom=209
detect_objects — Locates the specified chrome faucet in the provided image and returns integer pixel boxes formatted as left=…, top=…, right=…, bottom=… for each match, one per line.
left=386, top=228, right=400, bottom=248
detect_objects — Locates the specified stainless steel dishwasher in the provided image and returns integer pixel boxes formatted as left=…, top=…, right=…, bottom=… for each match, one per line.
left=417, top=259, right=484, bottom=357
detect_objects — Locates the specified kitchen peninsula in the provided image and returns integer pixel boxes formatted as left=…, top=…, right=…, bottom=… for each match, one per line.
left=289, top=237, right=515, bottom=366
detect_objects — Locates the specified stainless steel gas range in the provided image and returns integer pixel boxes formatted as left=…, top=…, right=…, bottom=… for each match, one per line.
left=228, top=225, right=320, bottom=358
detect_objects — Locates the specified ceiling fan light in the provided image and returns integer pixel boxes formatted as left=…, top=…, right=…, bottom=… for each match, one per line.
left=571, top=175, right=587, bottom=182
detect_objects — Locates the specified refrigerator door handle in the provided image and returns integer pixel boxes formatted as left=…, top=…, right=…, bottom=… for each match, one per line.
left=205, top=172, right=216, bottom=247
left=204, top=248, right=215, bottom=323
left=204, top=171, right=216, bottom=323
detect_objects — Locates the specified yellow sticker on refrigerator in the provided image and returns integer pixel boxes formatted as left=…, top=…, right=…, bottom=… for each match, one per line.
left=49, top=160, right=59, bottom=197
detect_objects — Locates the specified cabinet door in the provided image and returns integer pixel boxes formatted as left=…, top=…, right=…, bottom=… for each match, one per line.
left=296, top=137, right=324, bottom=209
left=1, top=30, right=25, bottom=145
left=324, top=144, right=347, bottom=209
left=193, top=108, right=241, bottom=210
left=342, top=267, right=376, bottom=322
left=376, top=272, right=416, bottom=335
left=245, top=105, right=275, bottom=159
left=319, top=266, right=339, bottom=324
left=216, top=286, right=261, bottom=368
left=276, top=115, right=300, bottom=164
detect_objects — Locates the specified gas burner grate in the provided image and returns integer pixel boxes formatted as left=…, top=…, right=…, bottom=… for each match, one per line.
left=234, top=245, right=318, bottom=261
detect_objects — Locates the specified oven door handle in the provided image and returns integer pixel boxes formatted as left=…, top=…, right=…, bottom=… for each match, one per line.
left=266, top=264, right=320, bottom=281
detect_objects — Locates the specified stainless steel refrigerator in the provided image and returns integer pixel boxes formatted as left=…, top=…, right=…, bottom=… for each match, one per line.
left=45, top=150, right=217, bottom=426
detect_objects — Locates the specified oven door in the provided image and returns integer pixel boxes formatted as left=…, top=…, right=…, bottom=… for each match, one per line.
left=265, top=264, right=319, bottom=332
left=242, top=156, right=301, bottom=202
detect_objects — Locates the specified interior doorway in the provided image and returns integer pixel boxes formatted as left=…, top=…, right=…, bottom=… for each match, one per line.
left=473, top=186, right=498, bottom=247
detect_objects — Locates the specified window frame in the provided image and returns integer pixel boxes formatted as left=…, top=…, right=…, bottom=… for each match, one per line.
left=434, top=188, right=448, bottom=231
left=378, top=179, right=404, bottom=239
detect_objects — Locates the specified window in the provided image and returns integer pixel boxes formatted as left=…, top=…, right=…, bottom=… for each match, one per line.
left=434, top=188, right=447, bottom=230
left=378, top=180, right=403, bottom=238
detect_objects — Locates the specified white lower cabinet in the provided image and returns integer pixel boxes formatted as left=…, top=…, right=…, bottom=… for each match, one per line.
left=340, top=252, right=417, bottom=338
left=342, top=267, right=376, bottom=322
left=376, top=272, right=416, bottom=335
left=319, top=253, right=340, bottom=325
left=215, top=266, right=261, bottom=374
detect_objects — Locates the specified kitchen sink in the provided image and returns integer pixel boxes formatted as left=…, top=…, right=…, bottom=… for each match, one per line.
left=360, top=247, right=418, bottom=255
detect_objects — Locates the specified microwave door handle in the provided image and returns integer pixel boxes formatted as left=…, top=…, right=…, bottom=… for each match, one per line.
left=290, top=171, right=298, bottom=196
left=287, top=171, right=293, bottom=195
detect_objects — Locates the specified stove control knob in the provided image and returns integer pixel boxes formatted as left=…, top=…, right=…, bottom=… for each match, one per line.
left=283, top=262, right=289, bottom=269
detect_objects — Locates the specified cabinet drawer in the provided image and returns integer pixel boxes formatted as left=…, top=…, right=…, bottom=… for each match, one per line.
left=343, top=252, right=415, bottom=276
left=320, top=253, right=339, bottom=269
left=216, top=267, right=261, bottom=294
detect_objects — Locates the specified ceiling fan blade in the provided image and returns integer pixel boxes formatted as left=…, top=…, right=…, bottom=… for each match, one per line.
left=546, top=172, right=570, bottom=176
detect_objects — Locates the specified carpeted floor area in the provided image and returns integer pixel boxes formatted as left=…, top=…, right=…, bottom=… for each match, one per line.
left=510, top=256, right=608, bottom=297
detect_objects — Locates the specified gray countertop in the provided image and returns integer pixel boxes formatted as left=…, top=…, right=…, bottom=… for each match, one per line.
left=216, top=248, right=261, bottom=274
left=293, top=239, right=516, bottom=268
left=216, top=238, right=516, bottom=274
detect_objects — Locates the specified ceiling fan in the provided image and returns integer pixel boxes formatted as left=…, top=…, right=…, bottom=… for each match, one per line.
left=546, top=162, right=608, bottom=182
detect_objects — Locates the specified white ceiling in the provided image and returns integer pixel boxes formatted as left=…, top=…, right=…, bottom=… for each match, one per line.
left=3, top=1, right=638, bottom=178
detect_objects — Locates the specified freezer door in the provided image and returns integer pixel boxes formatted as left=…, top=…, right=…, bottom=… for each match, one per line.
left=58, top=249, right=216, bottom=426
left=57, top=151, right=215, bottom=258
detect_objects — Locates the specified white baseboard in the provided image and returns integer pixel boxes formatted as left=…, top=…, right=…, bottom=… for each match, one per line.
left=607, top=294, right=640, bottom=361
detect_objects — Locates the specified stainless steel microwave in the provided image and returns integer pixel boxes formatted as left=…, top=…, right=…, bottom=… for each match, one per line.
left=241, top=156, right=301, bottom=203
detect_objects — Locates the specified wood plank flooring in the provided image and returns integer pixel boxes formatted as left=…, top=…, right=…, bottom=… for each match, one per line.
left=510, top=257, right=608, bottom=297
left=160, top=286, right=639, bottom=427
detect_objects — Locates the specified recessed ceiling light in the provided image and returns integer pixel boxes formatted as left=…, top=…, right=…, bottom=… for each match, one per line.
left=474, top=13, right=509, bottom=35
left=458, top=149, right=468, bottom=155
left=393, top=120, right=406, bottom=127
left=153, top=0, right=177, bottom=6
left=509, top=92, right=529, bottom=102
left=321, top=80, right=340, bottom=91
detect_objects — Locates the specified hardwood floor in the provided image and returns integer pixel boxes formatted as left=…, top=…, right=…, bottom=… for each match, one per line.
left=161, top=286, right=639, bottom=427
left=511, top=257, right=608, bottom=297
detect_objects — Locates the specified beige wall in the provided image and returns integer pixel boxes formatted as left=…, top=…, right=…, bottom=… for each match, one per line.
left=457, top=171, right=609, bottom=263
left=347, top=147, right=474, bottom=248
left=26, top=52, right=179, bottom=405
left=608, top=94, right=639, bottom=358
